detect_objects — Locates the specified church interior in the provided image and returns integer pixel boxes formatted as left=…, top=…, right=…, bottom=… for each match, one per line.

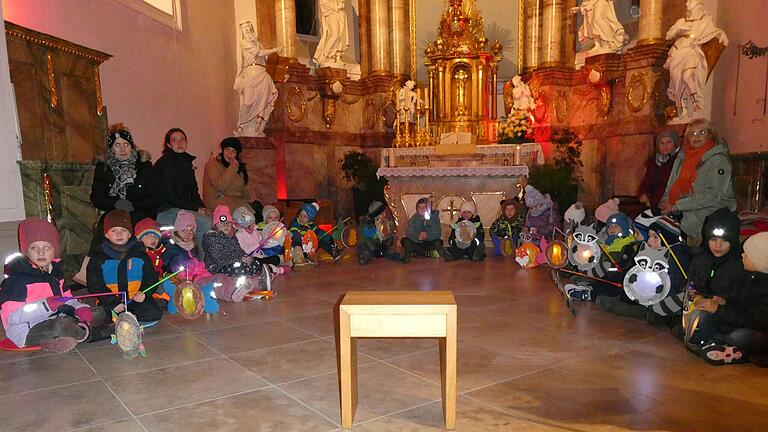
left=0, top=0, right=767, bottom=430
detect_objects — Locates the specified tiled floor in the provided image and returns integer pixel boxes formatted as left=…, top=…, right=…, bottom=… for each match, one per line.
left=2, top=257, right=767, bottom=431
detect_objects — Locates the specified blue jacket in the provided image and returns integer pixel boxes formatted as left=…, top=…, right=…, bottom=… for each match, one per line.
left=87, top=239, right=158, bottom=311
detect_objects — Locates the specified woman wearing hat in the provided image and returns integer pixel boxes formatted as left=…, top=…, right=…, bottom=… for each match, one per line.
left=637, top=129, right=680, bottom=209
left=203, top=137, right=253, bottom=212
left=89, top=123, right=158, bottom=253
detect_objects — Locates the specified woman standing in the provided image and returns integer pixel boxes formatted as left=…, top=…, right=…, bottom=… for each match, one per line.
left=637, top=129, right=680, bottom=209
left=203, top=137, right=252, bottom=212
left=89, top=124, right=157, bottom=251
left=660, top=118, right=736, bottom=244
left=154, top=128, right=212, bottom=246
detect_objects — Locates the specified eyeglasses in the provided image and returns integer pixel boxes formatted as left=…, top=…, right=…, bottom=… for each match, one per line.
left=688, top=128, right=710, bottom=137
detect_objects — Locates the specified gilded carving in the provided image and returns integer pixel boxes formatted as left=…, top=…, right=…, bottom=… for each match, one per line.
left=285, top=86, right=307, bottom=122
left=554, top=89, right=569, bottom=123
left=599, top=85, right=612, bottom=118
left=409, top=0, right=417, bottom=79
left=46, top=53, right=58, bottom=109
left=364, top=97, right=378, bottom=130
left=384, top=185, right=399, bottom=233
left=626, top=72, right=648, bottom=113
left=93, top=66, right=103, bottom=116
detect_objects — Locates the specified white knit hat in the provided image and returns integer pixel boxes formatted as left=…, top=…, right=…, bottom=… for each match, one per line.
left=743, top=232, right=768, bottom=273
left=564, top=202, right=586, bottom=224
left=460, top=200, right=476, bottom=215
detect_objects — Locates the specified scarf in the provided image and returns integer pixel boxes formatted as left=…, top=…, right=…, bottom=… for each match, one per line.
left=107, top=150, right=138, bottom=199
left=667, top=140, right=715, bottom=206
left=655, top=147, right=678, bottom=167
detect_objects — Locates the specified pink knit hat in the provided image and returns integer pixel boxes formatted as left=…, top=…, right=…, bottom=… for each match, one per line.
left=174, top=210, right=197, bottom=231
left=595, top=198, right=620, bottom=223
left=18, top=217, right=61, bottom=257
left=213, top=205, right=232, bottom=225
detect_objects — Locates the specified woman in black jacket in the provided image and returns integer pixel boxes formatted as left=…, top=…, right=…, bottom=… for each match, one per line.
left=153, top=128, right=212, bottom=247
left=89, top=124, right=157, bottom=252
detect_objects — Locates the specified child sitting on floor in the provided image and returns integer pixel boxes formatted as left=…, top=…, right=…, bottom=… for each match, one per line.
left=288, top=202, right=343, bottom=265
left=445, top=201, right=485, bottom=262
left=523, top=185, right=561, bottom=239
left=87, top=210, right=163, bottom=323
left=680, top=208, right=744, bottom=348
left=401, top=197, right=445, bottom=263
left=490, top=199, right=525, bottom=256
left=258, top=205, right=286, bottom=260
left=0, top=218, right=108, bottom=352
left=357, top=201, right=399, bottom=265
left=134, top=218, right=166, bottom=277
left=686, top=231, right=768, bottom=366
left=233, top=206, right=287, bottom=274
left=162, top=210, right=211, bottom=282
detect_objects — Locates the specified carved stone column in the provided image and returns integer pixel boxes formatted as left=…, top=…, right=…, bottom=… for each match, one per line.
left=539, top=0, right=565, bottom=67
left=390, top=0, right=410, bottom=77
left=370, top=0, right=392, bottom=74
left=275, top=0, right=297, bottom=59
left=523, top=0, right=542, bottom=72
left=564, top=0, right=578, bottom=66
left=358, top=0, right=371, bottom=76
left=637, top=0, right=665, bottom=45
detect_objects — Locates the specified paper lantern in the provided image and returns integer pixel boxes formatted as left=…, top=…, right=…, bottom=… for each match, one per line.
left=173, top=281, right=205, bottom=320
left=545, top=240, right=568, bottom=268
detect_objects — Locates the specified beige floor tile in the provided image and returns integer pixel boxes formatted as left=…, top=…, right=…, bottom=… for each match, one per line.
left=105, top=357, right=270, bottom=415
left=137, top=387, right=337, bottom=431
left=356, top=337, right=439, bottom=361
left=79, top=334, right=219, bottom=378
left=0, top=352, right=97, bottom=397
left=230, top=338, right=376, bottom=384
left=73, top=418, right=145, bottom=432
left=279, top=361, right=442, bottom=424
left=0, top=380, right=129, bottom=432
left=281, top=310, right=337, bottom=337
left=190, top=320, right=318, bottom=355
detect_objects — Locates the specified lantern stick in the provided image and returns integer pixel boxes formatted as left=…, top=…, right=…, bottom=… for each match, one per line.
left=318, top=217, right=351, bottom=241
left=596, top=242, right=622, bottom=273
left=556, top=268, right=623, bottom=288
left=659, top=233, right=688, bottom=280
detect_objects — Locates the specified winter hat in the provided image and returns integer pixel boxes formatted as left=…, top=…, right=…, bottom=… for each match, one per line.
left=595, top=198, right=620, bottom=223
left=524, top=185, right=551, bottom=217
left=743, top=232, right=768, bottom=273
left=213, top=205, right=233, bottom=225
left=106, top=123, right=135, bottom=149
left=103, top=209, right=132, bottom=235
left=416, top=197, right=430, bottom=207
left=606, top=212, right=633, bottom=236
left=368, top=201, right=387, bottom=219
left=649, top=217, right=683, bottom=245
left=18, top=217, right=61, bottom=257
left=499, top=199, right=524, bottom=219
left=220, top=137, right=242, bottom=154
left=174, top=210, right=197, bottom=232
left=300, top=202, right=320, bottom=221
left=233, top=206, right=255, bottom=227
left=459, top=200, right=476, bottom=216
left=564, top=202, right=586, bottom=224
left=702, top=207, right=741, bottom=249
left=134, top=218, right=161, bottom=240
left=262, top=205, right=279, bottom=221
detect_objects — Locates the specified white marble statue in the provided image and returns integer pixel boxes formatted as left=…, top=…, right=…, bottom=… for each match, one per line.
left=511, top=75, right=536, bottom=112
left=233, top=21, right=281, bottom=137
left=664, top=0, right=728, bottom=121
left=313, top=0, right=350, bottom=67
left=570, top=0, right=629, bottom=56
left=396, top=80, right=420, bottom=124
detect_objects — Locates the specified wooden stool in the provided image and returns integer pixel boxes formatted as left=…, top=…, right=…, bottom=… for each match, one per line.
left=338, top=291, right=457, bottom=429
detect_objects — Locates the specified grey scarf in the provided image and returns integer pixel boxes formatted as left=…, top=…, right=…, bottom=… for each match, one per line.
left=106, top=150, right=138, bottom=199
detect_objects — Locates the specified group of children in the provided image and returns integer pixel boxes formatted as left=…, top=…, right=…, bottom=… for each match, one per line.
left=0, top=200, right=347, bottom=352
left=557, top=197, right=768, bottom=367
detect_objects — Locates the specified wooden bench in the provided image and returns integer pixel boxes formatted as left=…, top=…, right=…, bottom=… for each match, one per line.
left=338, top=291, right=457, bottom=429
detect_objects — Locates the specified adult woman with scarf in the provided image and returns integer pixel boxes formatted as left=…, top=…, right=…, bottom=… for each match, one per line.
left=88, top=124, right=158, bottom=253
left=659, top=119, right=736, bottom=244
left=203, top=137, right=253, bottom=213
left=637, top=129, right=680, bottom=209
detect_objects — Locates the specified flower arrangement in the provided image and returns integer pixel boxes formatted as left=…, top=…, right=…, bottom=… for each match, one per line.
left=498, top=110, right=532, bottom=144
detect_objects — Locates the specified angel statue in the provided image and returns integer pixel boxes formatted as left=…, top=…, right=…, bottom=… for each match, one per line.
left=395, top=80, right=420, bottom=125
left=570, top=0, right=629, bottom=56
left=313, top=0, right=350, bottom=67
left=511, top=76, right=536, bottom=112
left=233, top=21, right=281, bottom=137
left=664, top=0, right=728, bottom=121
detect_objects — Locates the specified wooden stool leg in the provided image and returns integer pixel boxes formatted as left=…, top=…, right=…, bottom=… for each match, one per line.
left=440, top=309, right=457, bottom=429
left=340, top=310, right=358, bottom=428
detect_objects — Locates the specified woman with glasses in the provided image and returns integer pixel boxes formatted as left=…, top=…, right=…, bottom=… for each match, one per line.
left=659, top=118, right=736, bottom=245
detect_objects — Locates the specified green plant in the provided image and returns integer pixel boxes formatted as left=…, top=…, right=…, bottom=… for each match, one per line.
left=339, top=151, right=388, bottom=218
left=529, top=129, right=583, bottom=211
left=340, top=151, right=378, bottom=184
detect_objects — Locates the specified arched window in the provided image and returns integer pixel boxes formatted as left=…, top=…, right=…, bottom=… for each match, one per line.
left=296, top=0, right=318, bottom=36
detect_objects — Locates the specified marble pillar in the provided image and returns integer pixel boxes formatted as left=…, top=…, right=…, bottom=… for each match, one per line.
left=637, top=0, right=665, bottom=45
left=564, top=0, right=578, bottom=66
left=358, top=0, right=371, bottom=76
left=275, top=0, right=297, bottom=59
left=539, top=0, right=565, bottom=67
left=390, top=0, right=410, bottom=77
left=370, top=0, right=391, bottom=73
left=524, top=0, right=542, bottom=72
